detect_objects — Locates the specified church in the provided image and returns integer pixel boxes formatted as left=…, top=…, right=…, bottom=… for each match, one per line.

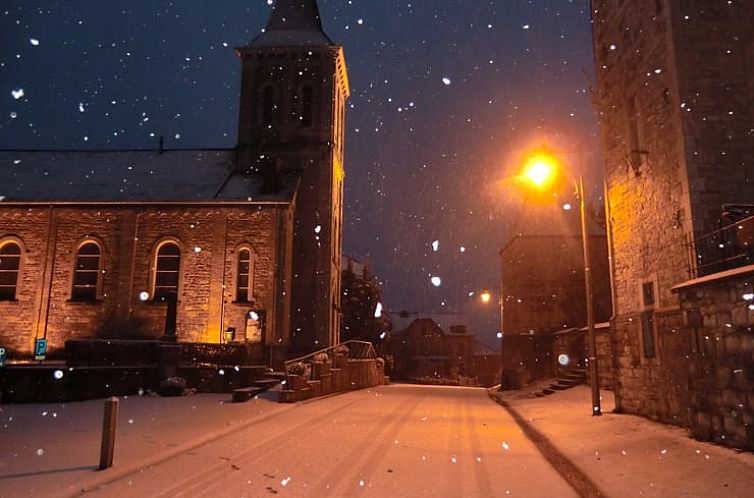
left=0, top=0, right=349, bottom=363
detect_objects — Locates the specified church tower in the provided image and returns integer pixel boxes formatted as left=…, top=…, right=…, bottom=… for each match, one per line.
left=236, top=0, right=350, bottom=353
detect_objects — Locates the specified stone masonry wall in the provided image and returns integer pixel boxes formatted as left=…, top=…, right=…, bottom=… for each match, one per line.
left=671, top=1, right=754, bottom=235
left=0, top=204, right=288, bottom=356
left=677, top=274, right=754, bottom=450
left=502, top=234, right=612, bottom=335
left=592, top=0, right=754, bottom=435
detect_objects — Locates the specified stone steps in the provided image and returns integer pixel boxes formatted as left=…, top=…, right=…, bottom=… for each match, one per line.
left=231, top=377, right=282, bottom=403
left=534, top=368, right=587, bottom=397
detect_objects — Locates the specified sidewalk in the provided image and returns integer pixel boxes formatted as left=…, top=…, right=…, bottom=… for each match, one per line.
left=0, top=389, right=293, bottom=498
left=490, top=384, right=754, bottom=498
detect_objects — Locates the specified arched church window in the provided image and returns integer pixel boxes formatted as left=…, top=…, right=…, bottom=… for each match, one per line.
left=236, top=248, right=254, bottom=303
left=71, top=241, right=102, bottom=301
left=153, top=242, right=181, bottom=301
left=0, top=240, right=21, bottom=300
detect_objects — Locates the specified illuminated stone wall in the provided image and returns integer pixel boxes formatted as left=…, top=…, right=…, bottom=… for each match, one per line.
left=0, top=205, right=292, bottom=356
left=592, top=0, right=754, bottom=430
left=676, top=274, right=754, bottom=450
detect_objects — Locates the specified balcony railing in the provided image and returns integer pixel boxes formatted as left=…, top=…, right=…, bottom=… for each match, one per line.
left=690, top=214, right=754, bottom=278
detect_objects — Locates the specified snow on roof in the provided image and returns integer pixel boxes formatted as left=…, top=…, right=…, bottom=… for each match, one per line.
left=0, top=149, right=296, bottom=203
left=250, top=0, right=333, bottom=47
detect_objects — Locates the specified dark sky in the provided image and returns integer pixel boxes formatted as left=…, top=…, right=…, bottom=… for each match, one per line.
left=0, top=0, right=599, bottom=344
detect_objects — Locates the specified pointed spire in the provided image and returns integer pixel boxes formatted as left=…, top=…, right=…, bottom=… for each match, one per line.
left=251, top=0, right=333, bottom=47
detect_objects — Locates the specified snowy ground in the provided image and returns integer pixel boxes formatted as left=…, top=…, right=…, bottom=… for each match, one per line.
left=0, top=390, right=291, bottom=498
left=2, top=383, right=753, bottom=497
left=494, top=384, right=754, bottom=498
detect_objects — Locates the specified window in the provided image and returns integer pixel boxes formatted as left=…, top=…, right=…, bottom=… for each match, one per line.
left=300, top=84, right=314, bottom=127
left=0, top=241, right=21, bottom=300
left=72, top=242, right=101, bottom=301
left=236, top=248, right=253, bottom=302
left=641, top=311, right=656, bottom=358
left=261, top=85, right=275, bottom=127
left=642, top=281, right=655, bottom=307
left=640, top=280, right=657, bottom=358
left=153, top=242, right=181, bottom=301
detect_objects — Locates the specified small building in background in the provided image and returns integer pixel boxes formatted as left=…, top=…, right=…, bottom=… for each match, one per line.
left=391, top=318, right=501, bottom=387
left=498, top=209, right=613, bottom=388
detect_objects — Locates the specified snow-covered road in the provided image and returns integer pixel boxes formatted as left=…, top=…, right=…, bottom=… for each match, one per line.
left=85, top=385, right=577, bottom=497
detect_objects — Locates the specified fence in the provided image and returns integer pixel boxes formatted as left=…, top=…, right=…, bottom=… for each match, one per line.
left=689, top=214, right=754, bottom=278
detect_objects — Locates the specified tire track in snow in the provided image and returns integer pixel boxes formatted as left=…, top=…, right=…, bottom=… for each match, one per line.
left=308, top=390, right=425, bottom=496
left=463, top=390, right=494, bottom=496
left=148, top=393, right=373, bottom=498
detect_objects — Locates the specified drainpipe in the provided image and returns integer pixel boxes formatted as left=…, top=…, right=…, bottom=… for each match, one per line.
left=41, top=205, right=59, bottom=342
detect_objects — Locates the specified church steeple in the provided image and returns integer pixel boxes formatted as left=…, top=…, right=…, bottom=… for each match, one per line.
left=236, top=0, right=349, bottom=354
left=251, top=0, right=333, bottom=47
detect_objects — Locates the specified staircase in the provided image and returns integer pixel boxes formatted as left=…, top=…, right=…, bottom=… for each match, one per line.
left=535, top=368, right=587, bottom=398
left=231, top=377, right=282, bottom=402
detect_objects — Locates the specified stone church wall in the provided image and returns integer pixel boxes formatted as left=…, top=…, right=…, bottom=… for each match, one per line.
left=0, top=204, right=289, bottom=356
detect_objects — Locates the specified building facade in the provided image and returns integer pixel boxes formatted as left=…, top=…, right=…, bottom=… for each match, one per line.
left=391, top=319, right=502, bottom=387
left=0, top=0, right=348, bottom=361
left=592, top=0, right=754, bottom=447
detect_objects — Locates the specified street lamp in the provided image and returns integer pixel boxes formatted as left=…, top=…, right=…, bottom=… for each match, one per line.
left=520, top=147, right=602, bottom=416
left=476, top=288, right=505, bottom=388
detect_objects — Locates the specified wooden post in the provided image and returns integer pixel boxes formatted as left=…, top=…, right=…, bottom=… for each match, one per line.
left=99, top=397, right=119, bottom=470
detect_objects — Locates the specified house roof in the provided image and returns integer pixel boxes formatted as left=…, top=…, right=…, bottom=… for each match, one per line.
left=250, top=0, right=333, bottom=47
left=0, top=149, right=296, bottom=204
left=472, top=340, right=499, bottom=356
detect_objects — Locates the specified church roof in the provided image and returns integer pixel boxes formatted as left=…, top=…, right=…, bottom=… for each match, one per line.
left=0, top=149, right=296, bottom=204
left=250, top=0, right=334, bottom=47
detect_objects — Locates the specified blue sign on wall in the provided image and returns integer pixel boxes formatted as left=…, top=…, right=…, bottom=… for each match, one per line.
left=0, top=347, right=6, bottom=367
left=34, top=338, right=47, bottom=361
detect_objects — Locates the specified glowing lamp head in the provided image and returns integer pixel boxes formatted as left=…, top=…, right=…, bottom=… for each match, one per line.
left=524, top=157, right=555, bottom=187
left=480, top=291, right=492, bottom=304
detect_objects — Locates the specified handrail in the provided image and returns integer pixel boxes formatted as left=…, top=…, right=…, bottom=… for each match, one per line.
left=283, top=340, right=377, bottom=378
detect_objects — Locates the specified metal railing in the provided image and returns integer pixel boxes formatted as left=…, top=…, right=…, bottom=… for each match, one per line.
left=283, top=340, right=377, bottom=377
left=689, top=214, right=754, bottom=278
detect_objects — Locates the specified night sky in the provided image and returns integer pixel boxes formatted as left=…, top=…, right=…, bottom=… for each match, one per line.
left=0, top=0, right=599, bottom=344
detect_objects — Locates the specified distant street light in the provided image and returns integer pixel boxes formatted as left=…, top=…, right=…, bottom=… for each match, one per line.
left=477, top=287, right=505, bottom=387
left=480, top=290, right=492, bottom=304
left=519, top=146, right=602, bottom=417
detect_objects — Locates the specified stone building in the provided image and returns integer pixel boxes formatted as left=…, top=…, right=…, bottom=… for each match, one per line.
left=592, top=0, right=754, bottom=448
left=0, top=0, right=349, bottom=361
left=391, top=318, right=502, bottom=387
left=499, top=228, right=612, bottom=388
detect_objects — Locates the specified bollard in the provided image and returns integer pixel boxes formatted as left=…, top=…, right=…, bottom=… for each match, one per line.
left=99, top=397, right=119, bottom=470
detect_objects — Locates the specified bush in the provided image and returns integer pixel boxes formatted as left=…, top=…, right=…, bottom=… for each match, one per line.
left=288, top=361, right=307, bottom=375
left=312, top=352, right=329, bottom=363
left=159, top=376, right=187, bottom=397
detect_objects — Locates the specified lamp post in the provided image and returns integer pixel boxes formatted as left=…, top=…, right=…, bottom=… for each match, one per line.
left=477, top=289, right=505, bottom=389
left=520, top=148, right=602, bottom=416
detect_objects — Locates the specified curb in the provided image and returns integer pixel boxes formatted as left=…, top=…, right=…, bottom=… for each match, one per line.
left=487, top=390, right=607, bottom=498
